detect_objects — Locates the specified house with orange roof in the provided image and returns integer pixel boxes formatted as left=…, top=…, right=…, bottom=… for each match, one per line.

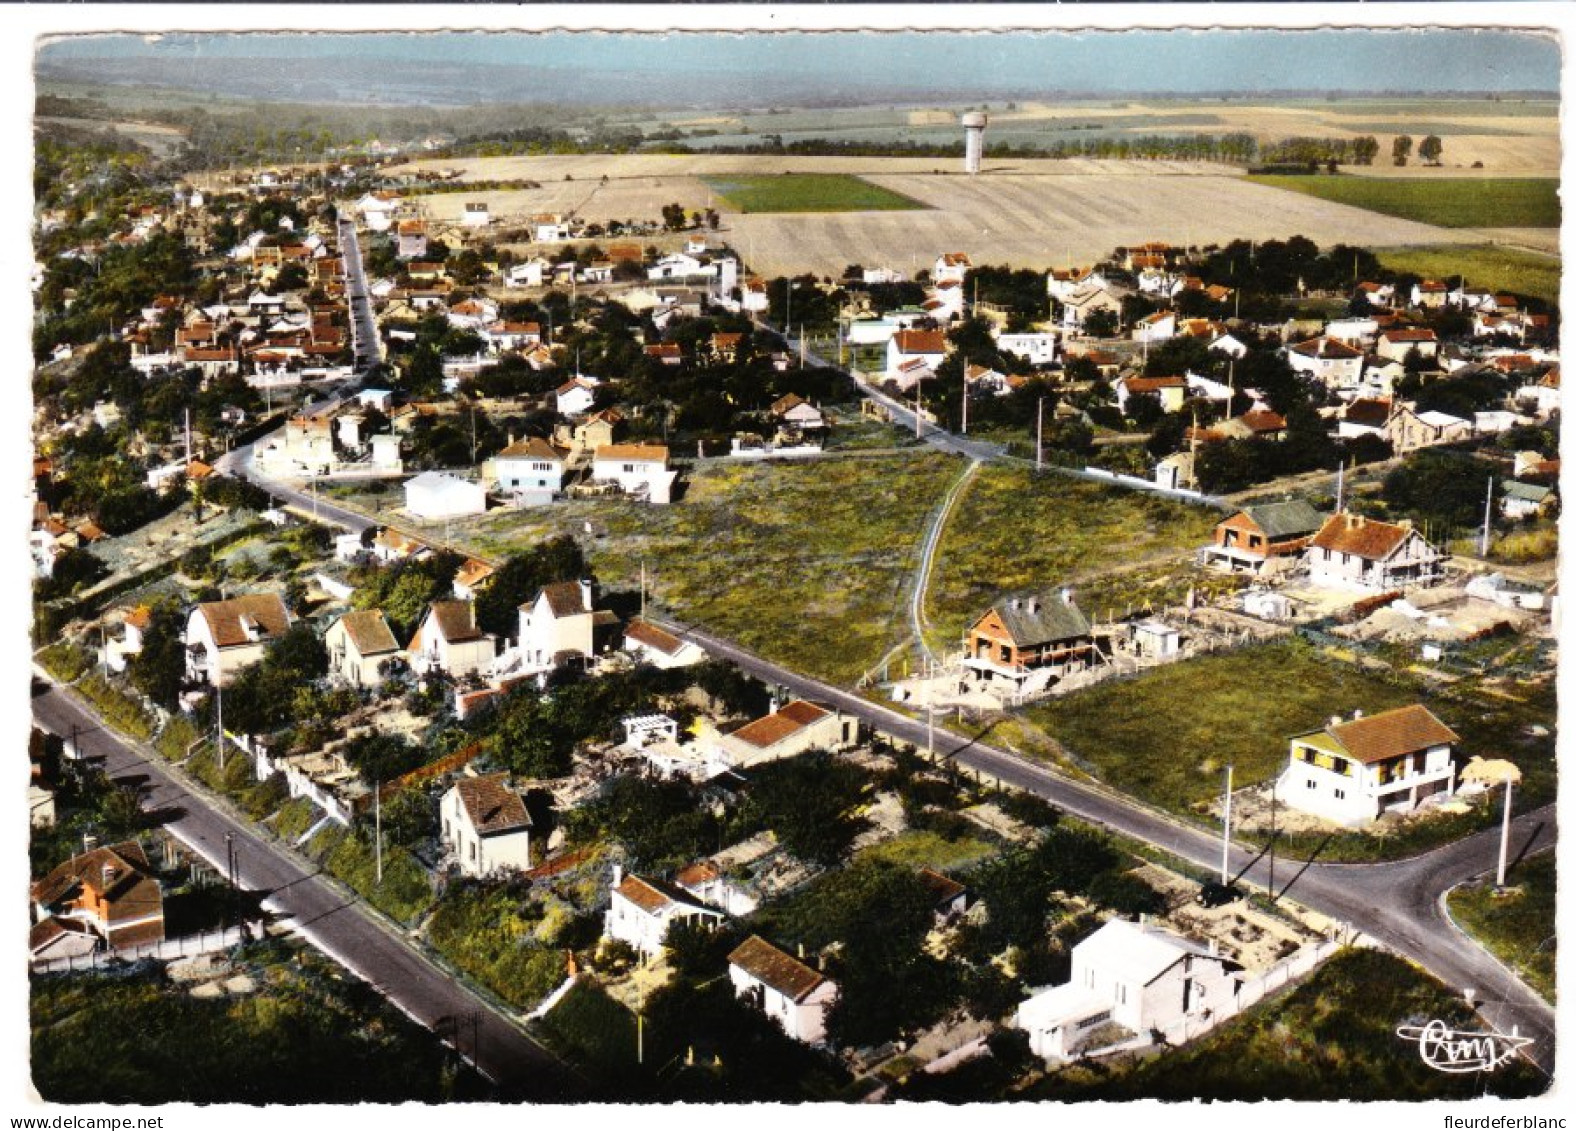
left=184, top=593, right=293, bottom=686
left=31, top=841, right=165, bottom=951
left=325, top=609, right=402, bottom=688
left=1279, top=704, right=1459, bottom=825
left=1115, top=374, right=1188, bottom=415
left=407, top=599, right=496, bottom=680
left=492, top=435, right=566, bottom=505
left=440, top=772, right=533, bottom=876
left=516, top=579, right=620, bottom=672
left=715, top=699, right=858, bottom=769
left=885, top=327, right=948, bottom=386
left=1286, top=336, right=1363, bottom=390
left=452, top=558, right=497, bottom=602
left=623, top=618, right=707, bottom=669
left=1131, top=310, right=1176, bottom=345
left=605, top=865, right=724, bottom=957
left=728, top=935, right=839, bottom=1044
left=591, top=443, right=677, bottom=505
left=1304, top=512, right=1444, bottom=592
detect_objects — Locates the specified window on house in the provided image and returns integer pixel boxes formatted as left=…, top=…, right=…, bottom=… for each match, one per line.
left=1306, top=780, right=1317, bottom=790
left=1334, top=788, right=1346, bottom=800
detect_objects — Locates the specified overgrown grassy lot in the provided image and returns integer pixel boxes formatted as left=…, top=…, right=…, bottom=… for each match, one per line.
left=425, top=882, right=575, bottom=1010
left=31, top=940, right=485, bottom=1103
left=1023, top=639, right=1557, bottom=860
left=1247, top=175, right=1560, bottom=229
left=1448, top=851, right=1557, bottom=1004
left=471, top=451, right=962, bottom=684
left=1034, top=948, right=1547, bottom=1101
left=302, top=824, right=434, bottom=927
left=704, top=173, right=925, bottom=213
left=924, top=466, right=1222, bottom=648
left=1375, top=244, right=1561, bottom=305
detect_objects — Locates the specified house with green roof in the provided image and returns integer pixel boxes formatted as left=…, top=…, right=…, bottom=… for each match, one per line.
left=1201, top=499, right=1324, bottom=573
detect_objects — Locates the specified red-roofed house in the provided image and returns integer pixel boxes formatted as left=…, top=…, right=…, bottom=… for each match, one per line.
left=729, top=935, right=838, bottom=1044
left=408, top=600, right=496, bottom=679
left=31, top=842, right=165, bottom=951
left=716, top=699, right=858, bottom=768
left=605, top=865, right=724, bottom=957
left=1376, top=328, right=1439, bottom=364
left=440, top=772, right=533, bottom=876
left=184, top=593, right=293, bottom=686
left=1305, top=512, right=1444, bottom=592
left=1115, top=374, right=1188, bottom=415
left=1279, top=705, right=1459, bottom=824
left=885, top=328, right=948, bottom=384
left=623, top=618, right=707, bottom=669
left=1287, top=337, right=1363, bottom=389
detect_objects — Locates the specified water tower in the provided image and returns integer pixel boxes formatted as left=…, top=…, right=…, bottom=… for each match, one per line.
left=961, top=111, right=988, bottom=175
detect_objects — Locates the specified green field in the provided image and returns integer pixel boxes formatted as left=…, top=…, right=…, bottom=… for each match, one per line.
left=466, top=452, right=963, bottom=685
left=1448, top=851, right=1557, bottom=1003
left=1021, top=639, right=1556, bottom=860
left=1027, top=640, right=1418, bottom=817
left=1247, top=175, right=1560, bottom=229
left=925, top=467, right=1222, bottom=650
left=1375, top=244, right=1561, bottom=304
left=704, top=173, right=926, bottom=214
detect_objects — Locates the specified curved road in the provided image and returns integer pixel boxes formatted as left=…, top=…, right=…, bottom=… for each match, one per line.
left=654, top=617, right=1557, bottom=1075
left=33, top=677, right=585, bottom=1101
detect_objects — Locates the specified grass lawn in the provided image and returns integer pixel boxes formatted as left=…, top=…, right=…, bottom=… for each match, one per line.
left=468, top=451, right=963, bottom=685
left=1246, top=175, right=1560, bottom=229
left=1448, top=851, right=1556, bottom=1003
left=1374, top=244, right=1561, bottom=305
left=856, top=828, right=997, bottom=872
left=924, top=466, right=1222, bottom=649
left=31, top=939, right=485, bottom=1103
left=1026, top=640, right=1418, bottom=817
left=1036, top=947, right=1547, bottom=1101
left=703, top=173, right=926, bottom=213
left=425, top=884, right=571, bottom=1010
left=1022, top=639, right=1556, bottom=861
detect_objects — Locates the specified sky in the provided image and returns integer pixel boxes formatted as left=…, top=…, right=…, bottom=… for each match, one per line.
left=37, top=28, right=1561, bottom=99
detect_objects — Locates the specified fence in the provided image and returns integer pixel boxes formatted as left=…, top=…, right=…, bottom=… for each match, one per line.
left=1147, top=936, right=1346, bottom=1051
left=32, top=921, right=263, bottom=975
left=1080, top=465, right=1213, bottom=504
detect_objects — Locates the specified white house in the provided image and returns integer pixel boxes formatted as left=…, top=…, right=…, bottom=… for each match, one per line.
left=461, top=201, right=491, bottom=228
left=590, top=444, right=677, bottom=505
left=728, top=935, right=838, bottom=1045
left=407, top=600, right=496, bottom=680
left=184, top=593, right=293, bottom=687
left=554, top=376, right=601, bottom=418
left=356, top=193, right=401, bottom=231
left=994, top=331, right=1058, bottom=368
left=605, top=866, right=724, bottom=958
left=1016, top=918, right=1241, bottom=1061
left=1376, top=328, right=1440, bottom=364
left=715, top=700, right=859, bottom=769
left=623, top=618, right=707, bottom=669
left=1131, top=310, right=1176, bottom=344
left=517, top=580, right=606, bottom=670
left=492, top=436, right=565, bottom=504
left=404, top=471, right=486, bottom=520
left=506, top=257, right=555, bottom=288
left=885, top=328, right=948, bottom=383
left=675, top=860, right=759, bottom=916
left=1278, top=704, right=1459, bottom=826
left=1059, top=285, right=1123, bottom=331
left=324, top=609, right=401, bottom=689
left=933, top=253, right=971, bottom=285
left=1305, top=512, right=1445, bottom=592
left=1286, top=336, right=1363, bottom=390
left=440, top=773, right=533, bottom=877
left=533, top=214, right=572, bottom=243
left=1323, top=317, right=1379, bottom=347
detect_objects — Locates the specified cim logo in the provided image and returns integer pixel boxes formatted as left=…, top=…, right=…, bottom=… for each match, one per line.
left=1396, top=1019, right=1535, bottom=1073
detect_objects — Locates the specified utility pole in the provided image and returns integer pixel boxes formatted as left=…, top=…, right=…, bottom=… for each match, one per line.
left=374, top=780, right=384, bottom=885
left=215, top=681, right=226, bottom=770
left=1480, top=477, right=1495, bottom=558
left=640, top=560, right=647, bottom=619
left=1268, top=777, right=1277, bottom=900
left=1036, top=396, right=1044, bottom=471
left=961, top=364, right=969, bottom=435
left=1220, top=763, right=1233, bottom=885
left=914, top=376, right=924, bottom=440
left=1496, top=776, right=1515, bottom=889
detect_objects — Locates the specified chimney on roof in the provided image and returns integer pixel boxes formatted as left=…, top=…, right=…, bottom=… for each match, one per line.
left=1208, top=938, right=1218, bottom=957
left=1397, top=518, right=1413, bottom=531
left=1329, top=715, right=1342, bottom=728
left=1352, top=709, right=1364, bottom=720
left=612, top=863, right=623, bottom=888
left=579, top=578, right=594, bottom=611
left=798, top=942, right=806, bottom=960
left=508, top=431, right=516, bottom=447
left=102, top=864, right=119, bottom=887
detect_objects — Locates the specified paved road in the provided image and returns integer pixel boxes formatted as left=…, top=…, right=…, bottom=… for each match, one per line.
left=337, top=214, right=382, bottom=374
left=32, top=677, right=585, bottom=1101
left=655, top=617, right=1558, bottom=1074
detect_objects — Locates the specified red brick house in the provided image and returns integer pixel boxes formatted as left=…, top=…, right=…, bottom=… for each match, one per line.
left=1202, top=500, right=1324, bottom=573
left=964, top=590, right=1097, bottom=685
left=32, top=842, right=165, bottom=950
